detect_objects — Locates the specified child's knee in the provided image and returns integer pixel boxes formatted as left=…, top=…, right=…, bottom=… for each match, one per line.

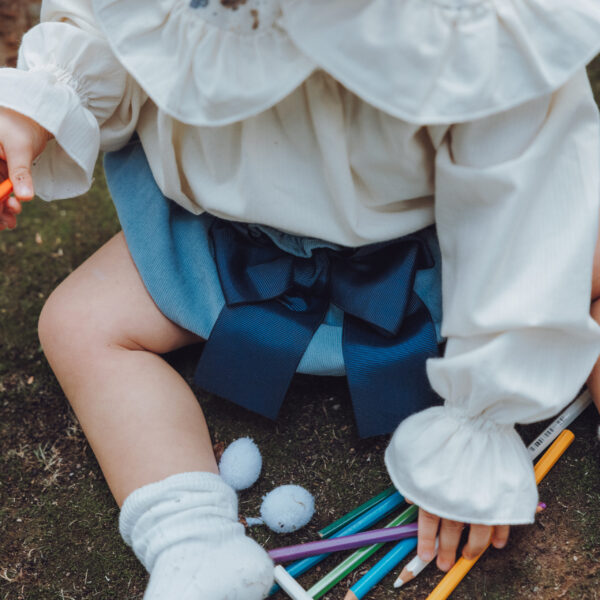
left=39, top=285, right=80, bottom=361
left=38, top=278, right=109, bottom=362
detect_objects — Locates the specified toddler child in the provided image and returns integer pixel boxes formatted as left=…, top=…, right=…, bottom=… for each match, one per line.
left=2, top=0, right=600, bottom=597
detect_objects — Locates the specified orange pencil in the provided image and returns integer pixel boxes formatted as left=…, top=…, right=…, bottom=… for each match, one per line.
left=0, top=179, right=13, bottom=203
left=425, top=429, right=575, bottom=600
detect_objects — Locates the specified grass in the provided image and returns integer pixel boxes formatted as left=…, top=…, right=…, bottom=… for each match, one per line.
left=1, top=60, right=600, bottom=600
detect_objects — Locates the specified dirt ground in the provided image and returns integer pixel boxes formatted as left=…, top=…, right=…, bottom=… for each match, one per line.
left=1, top=4, right=600, bottom=600
left=0, top=1, right=40, bottom=67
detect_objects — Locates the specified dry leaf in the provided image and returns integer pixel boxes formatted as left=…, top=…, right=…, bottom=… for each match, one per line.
left=213, top=441, right=226, bottom=462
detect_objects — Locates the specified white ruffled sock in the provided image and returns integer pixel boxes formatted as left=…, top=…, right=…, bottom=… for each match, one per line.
left=119, top=471, right=274, bottom=600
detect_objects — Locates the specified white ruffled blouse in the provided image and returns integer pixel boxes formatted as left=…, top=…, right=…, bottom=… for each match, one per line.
left=2, top=0, right=600, bottom=525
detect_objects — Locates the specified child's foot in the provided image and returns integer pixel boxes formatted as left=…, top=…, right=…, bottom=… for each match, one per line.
left=119, top=471, right=274, bottom=600
left=144, top=534, right=274, bottom=599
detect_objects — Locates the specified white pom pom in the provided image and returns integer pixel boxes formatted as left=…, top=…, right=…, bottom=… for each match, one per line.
left=219, top=437, right=262, bottom=491
left=260, top=485, right=315, bottom=533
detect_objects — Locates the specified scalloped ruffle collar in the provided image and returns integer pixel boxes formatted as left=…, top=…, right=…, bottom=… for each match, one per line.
left=92, top=0, right=600, bottom=125
left=280, top=0, right=600, bottom=123
left=91, top=0, right=315, bottom=126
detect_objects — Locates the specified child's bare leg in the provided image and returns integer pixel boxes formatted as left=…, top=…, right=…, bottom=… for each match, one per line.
left=38, top=232, right=273, bottom=599
left=38, top=232, right=216, bottom=506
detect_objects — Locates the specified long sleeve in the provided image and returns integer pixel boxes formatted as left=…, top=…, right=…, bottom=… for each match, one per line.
left=0, top=0, right=146, bottom=199
left=385, top=69, right=600, bottom=525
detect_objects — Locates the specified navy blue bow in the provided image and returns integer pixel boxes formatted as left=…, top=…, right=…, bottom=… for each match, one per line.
left=194, top=221, right=439, bottom=437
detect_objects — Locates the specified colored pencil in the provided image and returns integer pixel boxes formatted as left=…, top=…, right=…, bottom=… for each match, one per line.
left=307, top=504, right=418, bottom=598
left=0, top=179, right=13, bottom=203
left=268, top=522, right=419, bottom=563
left=268, top=491, right=404, bottom=595
left=273, top=566, right=314, bottom=600
left=425, top=429, right=575, bottom=600
left=344, top=537, right=418, bottom=600
left=394, top=537, right=439, bottom=588
left=527, top=389, right=591, bottom=458
left=318, top=486, right=396, bottom=538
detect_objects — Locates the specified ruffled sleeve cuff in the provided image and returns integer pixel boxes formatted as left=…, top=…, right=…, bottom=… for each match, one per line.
left=384, top=406, right=538, bottom=525
left=0, top=67, right=99, bottom=200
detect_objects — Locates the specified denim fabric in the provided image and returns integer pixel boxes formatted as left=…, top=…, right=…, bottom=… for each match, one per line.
left=104, top=141, right=443, bottom=377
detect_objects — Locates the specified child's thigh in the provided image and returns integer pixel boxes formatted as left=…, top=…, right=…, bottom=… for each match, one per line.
left=39, top=231, right=202, bottom=355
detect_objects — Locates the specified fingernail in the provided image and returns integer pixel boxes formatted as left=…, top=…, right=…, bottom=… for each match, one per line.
left=421, top=551, right=434, bottom=561
left=16, top=184, right=32, bottom=197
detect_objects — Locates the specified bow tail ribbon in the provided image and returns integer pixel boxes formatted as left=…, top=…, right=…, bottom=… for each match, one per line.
left=342, top=293, right=439, bottom=438
left=194, top=297, right=328, bottom=419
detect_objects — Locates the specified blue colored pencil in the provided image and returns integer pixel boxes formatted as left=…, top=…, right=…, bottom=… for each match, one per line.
left=269, top=491, right=404, bottom=595
left=343, top=537, right=418, bottom=600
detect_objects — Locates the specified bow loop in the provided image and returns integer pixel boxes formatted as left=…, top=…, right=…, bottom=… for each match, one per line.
left=213, top=221, right=296, bottom=305
left=331, top=237, right=433, bottom=335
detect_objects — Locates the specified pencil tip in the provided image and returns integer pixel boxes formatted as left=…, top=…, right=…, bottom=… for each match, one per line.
left=344, top=591, right=359, bottom=600
left=395, top=567, right=413, bottom=586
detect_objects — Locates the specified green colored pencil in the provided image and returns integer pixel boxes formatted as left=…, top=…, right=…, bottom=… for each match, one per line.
left=308, top=503, right=418, bottom=598
left=318, top=486, right=396, bottom=539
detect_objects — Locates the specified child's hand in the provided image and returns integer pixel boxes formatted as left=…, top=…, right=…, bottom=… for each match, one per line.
left=416, top=506, right=510, bottom=571
left=0, top=106, right=52, bottom=230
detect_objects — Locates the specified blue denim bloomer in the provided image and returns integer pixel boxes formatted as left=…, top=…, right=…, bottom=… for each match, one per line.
left=104, top=139, right=444, bottom=437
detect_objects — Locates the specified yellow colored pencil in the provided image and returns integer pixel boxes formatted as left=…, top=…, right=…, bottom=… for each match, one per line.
left=426, top=429, right=575, bottom=600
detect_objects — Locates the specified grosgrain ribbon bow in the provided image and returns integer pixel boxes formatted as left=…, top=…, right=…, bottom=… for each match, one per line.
left=194, top=220, right=440, bottom=437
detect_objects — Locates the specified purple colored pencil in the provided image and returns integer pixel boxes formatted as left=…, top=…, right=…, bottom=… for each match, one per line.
left=268, top=523, right=419, bottom=563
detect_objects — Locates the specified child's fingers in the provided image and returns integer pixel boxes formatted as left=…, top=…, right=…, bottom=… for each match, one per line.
left=5, top=196, right=22, bottom=214
left=462, top=524, right=493, bottom=560
left=436, top=519, right=464, bottom=571
left=417, top=507, right=440, bottom=562
left=491, top=525, right=510, bottom=549
left=0, top=194, right=22, bottom=230
left=0, top=208, right=17, bottom=229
